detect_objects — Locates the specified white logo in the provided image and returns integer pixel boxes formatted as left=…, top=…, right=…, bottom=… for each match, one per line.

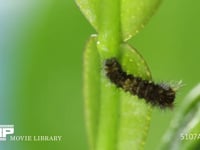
left=0, top=125, right=62, bottom=142
left=0, top=125, right=14, bottom=141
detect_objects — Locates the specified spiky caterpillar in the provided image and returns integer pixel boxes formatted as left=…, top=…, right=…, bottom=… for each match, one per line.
left=104, top=57, right=176, bottom=108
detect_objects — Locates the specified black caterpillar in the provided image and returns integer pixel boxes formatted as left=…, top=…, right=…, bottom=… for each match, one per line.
left=104, top=57, right=176, bottom=108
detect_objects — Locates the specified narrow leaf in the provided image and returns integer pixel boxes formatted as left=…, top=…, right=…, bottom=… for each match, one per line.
left=84, top=35, right=101, bottom=150
left=117, top=43, right=152, bottom=150
left=158, top=83, right=200, bottom=150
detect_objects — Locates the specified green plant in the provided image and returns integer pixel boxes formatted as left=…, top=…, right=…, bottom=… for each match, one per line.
left=158, top=84, right=200, bottom=150
left=75, top=0, right=200, bottom=150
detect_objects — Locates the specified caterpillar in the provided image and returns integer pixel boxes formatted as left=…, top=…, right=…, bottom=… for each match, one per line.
left=104, top=57, right=177, bottom=109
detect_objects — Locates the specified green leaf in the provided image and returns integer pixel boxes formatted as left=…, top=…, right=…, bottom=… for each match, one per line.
left=75, top=0, right=161, bottom=41
left=84, top=35, right=101, bottom=150
left=158, top=84, right=200, bottom=150
left=121, top=0, right=161, bottom=41
left=75, top=0, right=100, bottom=32
left=84, top=35, right=152, bottom=150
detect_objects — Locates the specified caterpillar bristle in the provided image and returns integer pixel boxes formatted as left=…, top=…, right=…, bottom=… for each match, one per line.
left=104, top=57, right=177, bottom=109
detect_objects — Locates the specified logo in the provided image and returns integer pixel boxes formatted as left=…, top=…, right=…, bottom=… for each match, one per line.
left=0, top=125, right=14, bottom=141
left=0, top=124, right=62, bottom=142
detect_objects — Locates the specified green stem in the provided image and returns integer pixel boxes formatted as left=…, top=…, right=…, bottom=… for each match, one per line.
left=95, top=1, right=121, bottom=150
left=97, top=0, right=121, bottom=59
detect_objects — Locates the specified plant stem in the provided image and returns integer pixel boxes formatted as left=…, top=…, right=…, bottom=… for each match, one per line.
left=97, top=0, right=121, bottom=59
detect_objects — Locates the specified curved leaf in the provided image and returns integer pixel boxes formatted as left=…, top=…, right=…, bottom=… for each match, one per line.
left=158, top=83, right=200, bottom=150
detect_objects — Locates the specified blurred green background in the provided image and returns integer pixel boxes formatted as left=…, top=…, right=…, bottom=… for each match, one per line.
left=0, top=0, right=199, bottom=150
